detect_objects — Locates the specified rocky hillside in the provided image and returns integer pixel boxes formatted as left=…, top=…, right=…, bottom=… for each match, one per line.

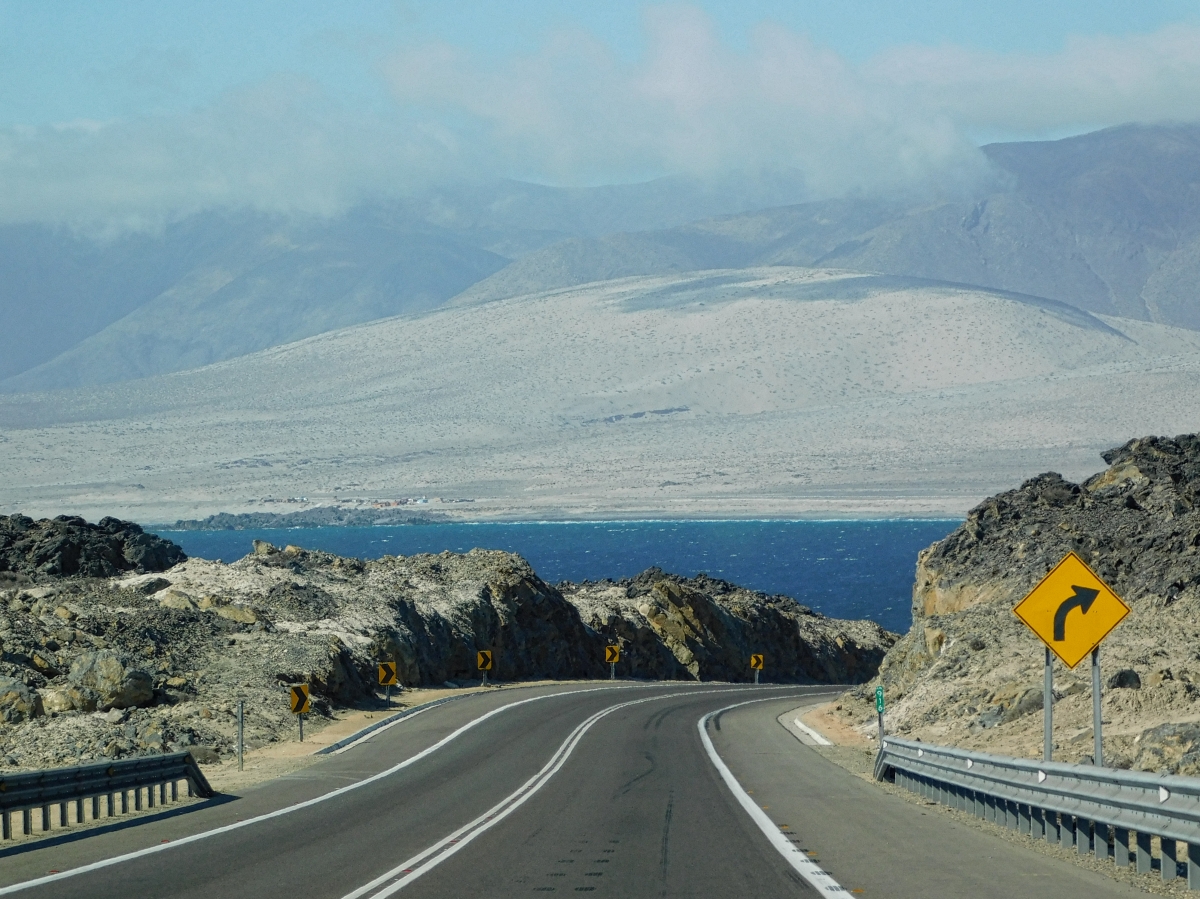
left=563, top=569, right=889, bottom=684
left=0, top=514, right=186, bottom=579
left=0, top=532, right=893, bottom=772
left=835, top=434, right=1200, bottom=774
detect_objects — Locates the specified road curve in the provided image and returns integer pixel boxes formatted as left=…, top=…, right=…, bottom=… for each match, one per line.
left=0, top=683, right=1151, bottom=898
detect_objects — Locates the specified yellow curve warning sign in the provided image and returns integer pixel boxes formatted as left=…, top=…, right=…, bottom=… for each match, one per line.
left=378, top=662, right=398, bottom=686
left=1013, top=551, right=1130, bottom=669
left=477, top=650, right=493, bottom=671
left=749, top=654, right=764, bottom=670
left=289, top=684, right=311, bottom=714
left=605, top=645, right=620, bottom=663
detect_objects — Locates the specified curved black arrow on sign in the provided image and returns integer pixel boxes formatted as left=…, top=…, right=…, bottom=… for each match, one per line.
left=1053, top=585, right=1099, bottom=641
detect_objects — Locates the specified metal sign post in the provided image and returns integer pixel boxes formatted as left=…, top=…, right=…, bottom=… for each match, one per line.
left=1043, top=647, right=1053, bottom=762
left=378, top=662, right=398, bottom=707
left=1013, top=551, right=1129, bottom=767
left=1092, top=647, right=1103, bottom=767
left=875, top=686, right=885, bottom=746
left=605, top=645, right=620, bottom=680
left=237, top=700, right=244, bottom=771
left=289, top=684, right=311, bottom=743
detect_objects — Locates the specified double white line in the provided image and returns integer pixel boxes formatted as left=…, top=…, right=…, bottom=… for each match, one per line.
left=340, top=692, right=674, bottom=899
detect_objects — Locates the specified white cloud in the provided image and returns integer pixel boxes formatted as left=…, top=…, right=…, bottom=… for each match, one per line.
left=0, top=76, right=455, bottom=230
left=3, top=8, right=1200, bottom=227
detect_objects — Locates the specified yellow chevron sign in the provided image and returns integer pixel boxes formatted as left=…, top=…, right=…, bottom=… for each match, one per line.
left=605, top=645, right=620, bottom=663
left=477, top=650, right=493, bottom=671
left=289, top=684, right=310, bottom=714
left=750, top=654, right=764, bottom=670
left=378, top=662, right=398, bottom=686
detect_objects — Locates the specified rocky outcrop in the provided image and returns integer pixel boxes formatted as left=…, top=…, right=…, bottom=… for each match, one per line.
left=0, top=541, right=894, bottom=772
left=564, top=569, right=893, bottom=683
left=834, top=434, right=1200, bottom=774
left=0, top=515, right=186, bottom=580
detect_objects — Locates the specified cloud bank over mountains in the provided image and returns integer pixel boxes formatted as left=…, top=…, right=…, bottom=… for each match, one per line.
left=3, top=8, right=1200, bottom=227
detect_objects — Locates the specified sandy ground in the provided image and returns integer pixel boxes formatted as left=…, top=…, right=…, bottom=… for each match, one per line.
left=787, top=701, right=1192, bottom=896
left=6, top=268, right=1200, bottom=523
left=199, top=685, right=487, bottom=793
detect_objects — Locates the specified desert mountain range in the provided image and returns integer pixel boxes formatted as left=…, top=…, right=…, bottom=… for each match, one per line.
left=3, top=124, right=1199, bottom=393
left=4, top=267, right=1200, bottom=522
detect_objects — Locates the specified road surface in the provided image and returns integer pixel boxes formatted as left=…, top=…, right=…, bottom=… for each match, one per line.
left=0, top=683, right=1149, bottom=898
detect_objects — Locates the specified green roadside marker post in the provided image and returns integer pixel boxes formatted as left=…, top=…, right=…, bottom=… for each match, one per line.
left=875, top=686, right=885, bottom=747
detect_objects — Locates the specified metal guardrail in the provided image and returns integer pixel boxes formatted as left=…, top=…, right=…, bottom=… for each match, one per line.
left=0, top=751, right=215, bottom=840
left=875, top=737, right=1200, bottom=888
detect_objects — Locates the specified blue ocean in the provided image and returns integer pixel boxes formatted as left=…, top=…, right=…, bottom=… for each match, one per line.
left=159, top=520, right=958, bottom=634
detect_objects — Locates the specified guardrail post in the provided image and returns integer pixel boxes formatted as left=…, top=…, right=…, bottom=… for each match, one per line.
left=120, top=789, right=129, bottom=814
left=1188, top=843, right=1200, bottom=889
left=1007, top=800, right=1020, bottom=830
left=1163, top=838, right=1178, bottom=882
left=1, top=810, right=9, bottom=840
left=1018, top=802, right=1031, bottom=835
left=92, top=795, right=100, bottom=821
left=1061, top=815, right=1075, bottom=848
left=75, top=797, right=83, bottom=823
left=1094, top=821, right=1109, bottom=860
left=1114, top=827, right=1130, bottom=867
left=21, top=809, right=30, bottom=835
left=39, top=804, right=49, bottom=831
left=58, top=801, right=67, bottom=826
left=1077, top=819, right=1092, bottom=855
left=1137, top=831, right=1153, bottom=873
left=171, top=780, right=178, bottom=801
left=1046, top=810, right=1060, bottom=843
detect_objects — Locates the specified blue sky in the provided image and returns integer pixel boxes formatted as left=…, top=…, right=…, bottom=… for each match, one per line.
left=1, top=2, right=1199, bottom=224
left=3, top=2, right=1198, bottom=124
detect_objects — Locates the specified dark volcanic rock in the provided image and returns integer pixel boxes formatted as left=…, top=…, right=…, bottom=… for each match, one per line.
left=0, top=515, right=185, bottom=579
left=834, top=433, right=1200, bottom=773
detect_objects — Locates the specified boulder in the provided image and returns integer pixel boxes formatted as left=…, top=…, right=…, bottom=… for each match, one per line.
left=158, top=590, right=198, bottom=611
left=39, top=686, right=75, bottom=713
left=216, top=604, right=258, bottom=624
left=0, top=676, right=42, bottom=722
left=67, top=650, right=155, bottom=711
left=1108, top=669, right=1142, bottom=690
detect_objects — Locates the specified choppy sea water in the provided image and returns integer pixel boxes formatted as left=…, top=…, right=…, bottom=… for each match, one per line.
left=158, top=519, right=960, bottom=635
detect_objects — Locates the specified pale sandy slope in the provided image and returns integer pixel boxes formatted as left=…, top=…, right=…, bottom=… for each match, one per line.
left=3, top=267, right=1200, bottom=523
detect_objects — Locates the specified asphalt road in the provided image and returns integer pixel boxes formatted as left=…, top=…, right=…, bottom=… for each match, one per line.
left=0, top=683, right=1152, bottom=898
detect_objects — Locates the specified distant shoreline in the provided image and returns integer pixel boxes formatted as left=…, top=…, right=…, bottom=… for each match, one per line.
left=156, top=508, right=963, bottom=531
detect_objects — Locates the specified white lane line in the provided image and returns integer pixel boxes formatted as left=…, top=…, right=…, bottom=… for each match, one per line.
left=0, top=684, right=649, bottom=897
left=342, top=686, right=815, bottom=899
left=331, top=701, right=447, bottom=755
left=699, top=697, right=851, bottom=895
left=339, top=693, right=665, bottom=899
left=792, top=717, right=833, bottom=746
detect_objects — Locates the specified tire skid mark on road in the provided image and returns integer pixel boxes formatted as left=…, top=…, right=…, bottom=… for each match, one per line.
left=699, top=695, right=852, bottom=895
left=0, top=684, right=649, bottom=897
